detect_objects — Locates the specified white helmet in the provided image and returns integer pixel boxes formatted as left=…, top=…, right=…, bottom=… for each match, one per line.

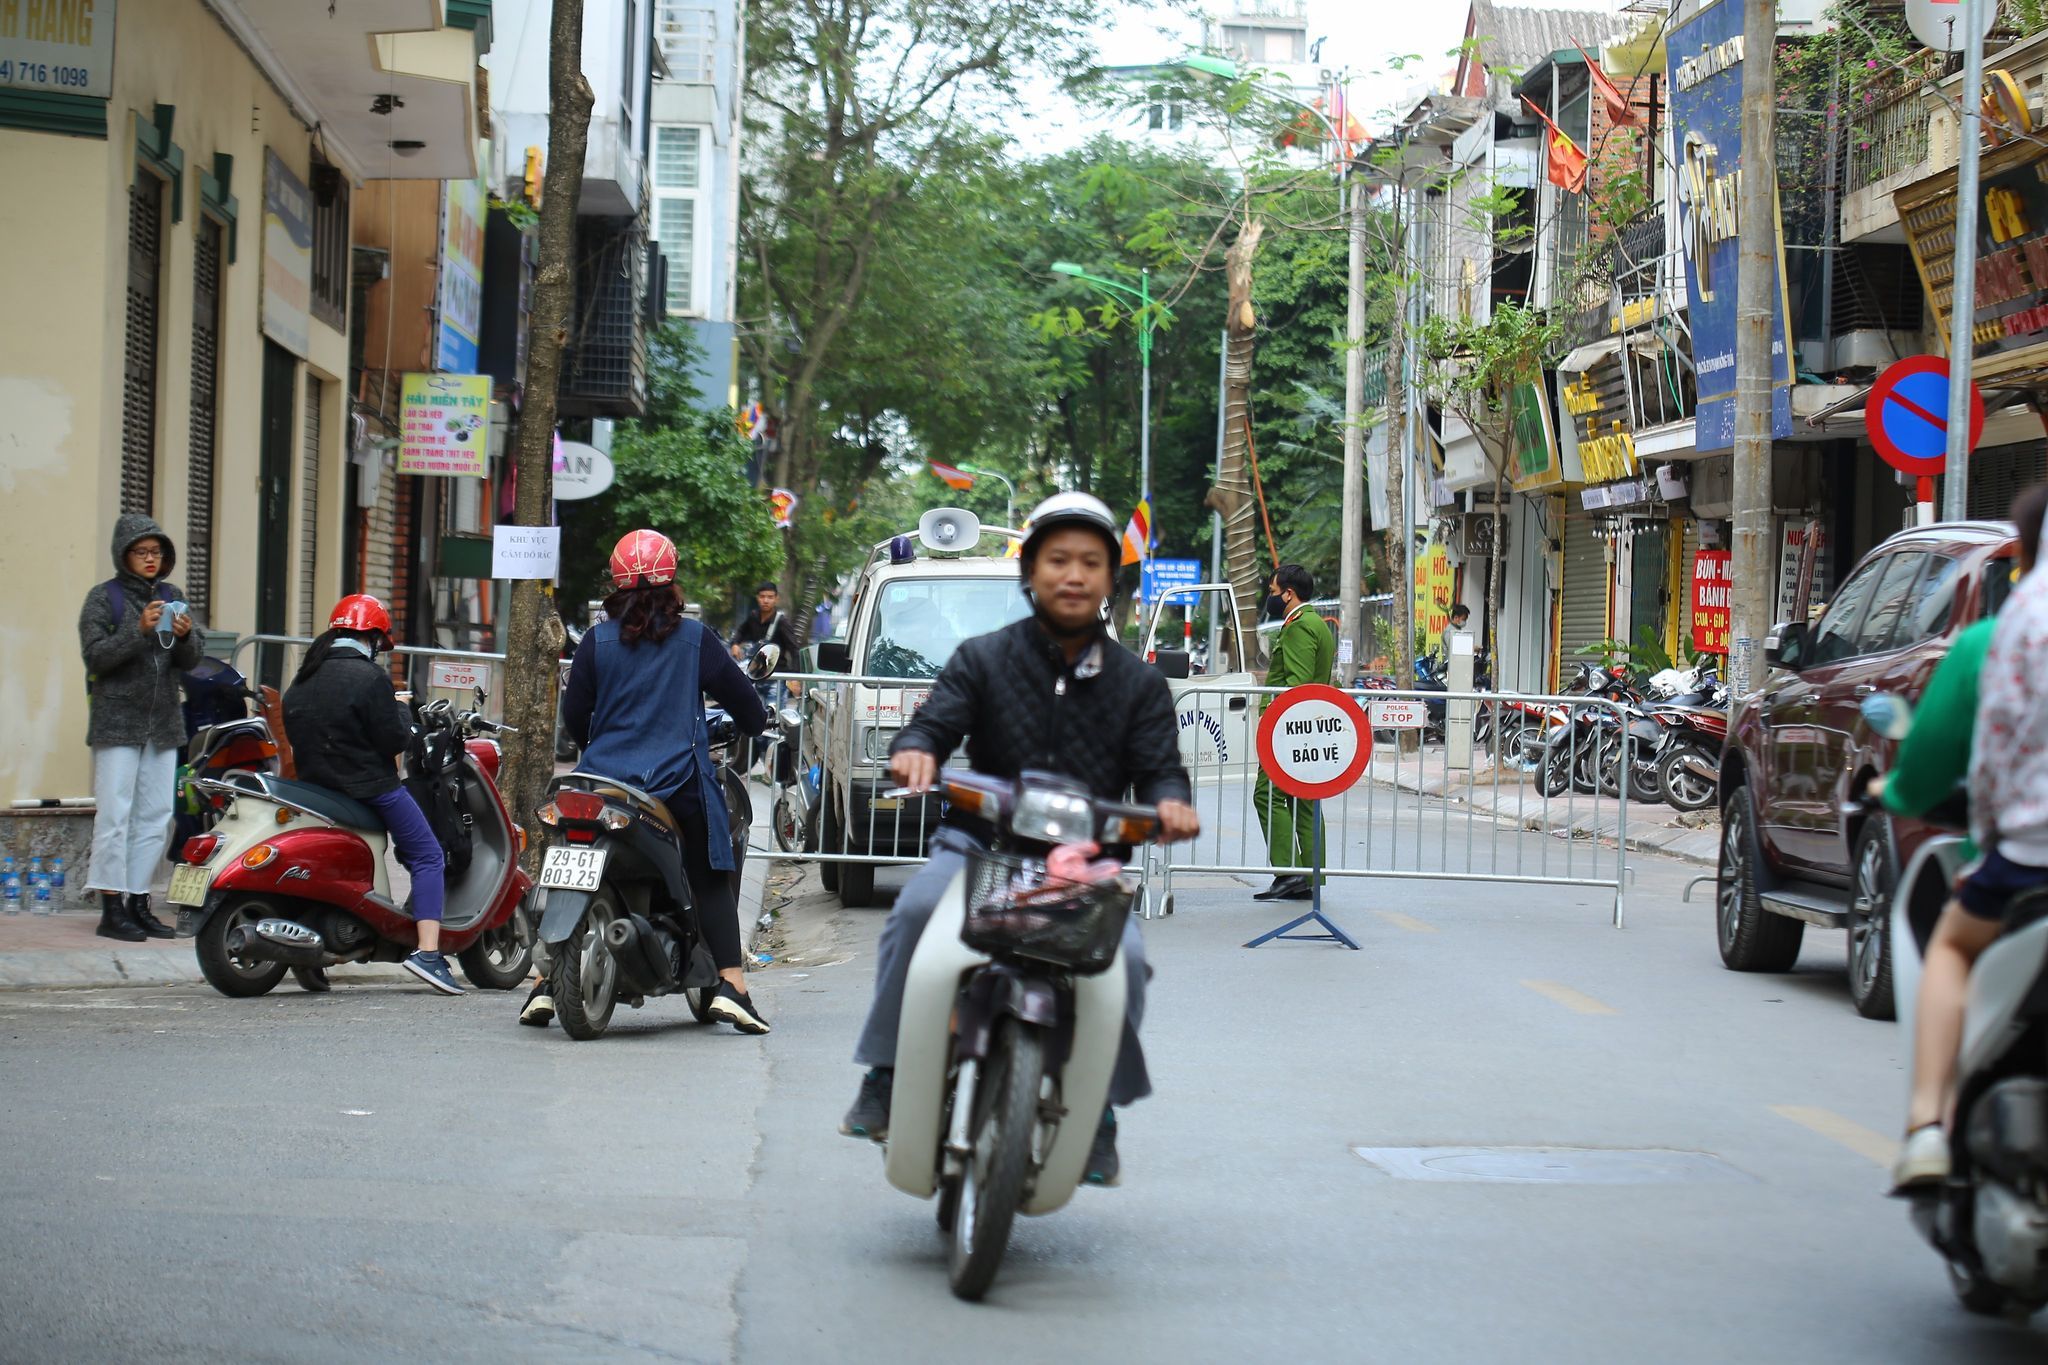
left=1019, top=491, right=1120, bottom=565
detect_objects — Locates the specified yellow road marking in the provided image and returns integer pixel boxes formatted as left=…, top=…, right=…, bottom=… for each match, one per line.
left=1770, top=1105, right=1898, bottom=1167
left=1519, top=979, right=1618, bottom=1015
left=1375, top=911, right=1437, bottom=934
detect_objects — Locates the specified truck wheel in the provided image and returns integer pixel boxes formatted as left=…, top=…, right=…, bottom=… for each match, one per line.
left=839, top=857, right=877, bottom=909
left=1848, top=819, right=1897, bottom=1020
left=820, top=798, right=842, bottom=893
left=1717, top=787, right=1804, bottom=972
left=194, top=898, right=290, bottom=998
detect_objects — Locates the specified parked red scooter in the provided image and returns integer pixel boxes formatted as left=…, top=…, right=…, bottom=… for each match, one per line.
left=167, top=695, right=532, bottom=997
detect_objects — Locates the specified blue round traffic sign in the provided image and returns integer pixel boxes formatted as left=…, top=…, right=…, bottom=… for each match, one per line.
left=1866, top=355, right=1983, bottom=478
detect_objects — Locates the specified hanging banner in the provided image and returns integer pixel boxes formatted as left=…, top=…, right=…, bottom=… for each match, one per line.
left=261, top=149, right=312, bottom=359
left=398, top=373, right=491, bottom=477
left=436, top=164, right=487, bottom=373
left=1413, top=540, right=1455, bottom=643
left=1691, top=549, right=1732, bottom=654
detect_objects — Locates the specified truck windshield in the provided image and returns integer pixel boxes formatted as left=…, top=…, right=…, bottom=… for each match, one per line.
left=866, top=577, right=1030, bottom=678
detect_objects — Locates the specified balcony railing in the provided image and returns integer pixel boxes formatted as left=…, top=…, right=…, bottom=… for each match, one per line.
left=1846, top=88, right=1932, bottom=187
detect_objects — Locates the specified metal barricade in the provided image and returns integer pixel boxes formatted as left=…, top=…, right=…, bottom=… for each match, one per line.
left=229, top=634, right=509, bottom=714
left=1148, top=683, right=1639, bottom=927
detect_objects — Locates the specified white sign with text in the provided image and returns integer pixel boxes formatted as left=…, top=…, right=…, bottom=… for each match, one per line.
left=492, top=525, right=562, bottom=580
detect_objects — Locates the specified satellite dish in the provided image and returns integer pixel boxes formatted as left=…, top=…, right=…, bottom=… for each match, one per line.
left=1905, top=0, right=1994, bottom=53
left=918, top=507, right=981, bottom=552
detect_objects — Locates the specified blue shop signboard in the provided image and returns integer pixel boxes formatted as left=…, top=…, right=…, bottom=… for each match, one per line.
left=1667, top=0, right=1794, bottom=452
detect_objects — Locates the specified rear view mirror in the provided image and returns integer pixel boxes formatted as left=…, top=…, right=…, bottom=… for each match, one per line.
left=1151, top=649, right=1191, bottom=680
left=817, top=640, right=851, bottom=673
left=1764, top=620, right=1807, bottom=670
left=747, top=643, right=782, bottom=680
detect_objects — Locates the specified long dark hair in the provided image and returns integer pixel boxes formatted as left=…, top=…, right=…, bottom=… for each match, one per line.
left=604, top=582, right=684, bottom=646
left=2015, top=483, right=2048, bottom=571
left=292, top=628, right=383, bottom=686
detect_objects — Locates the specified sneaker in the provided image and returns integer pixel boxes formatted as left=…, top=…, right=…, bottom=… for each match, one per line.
left=840, top=1068, right=893, bottom=1141
left=519, top=980, right=555, bottom=1027
left=707, top=981, right=771, bottom=1034
left=1085, top=1108, right=1120, bottom=1187
left=401, top=951, right=465, bottom=996
left=1891, top=1123, right=1950, bottom=1193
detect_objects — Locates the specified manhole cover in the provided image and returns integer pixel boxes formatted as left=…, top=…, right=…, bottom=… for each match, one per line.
left=1352, top=1146, right=1753, bottom=1185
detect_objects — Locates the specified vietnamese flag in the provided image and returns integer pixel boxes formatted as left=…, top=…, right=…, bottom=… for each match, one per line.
left=1574, top=41, right=1640, bottom=128
left=928, top=460, right=975, bottom=491
left=1522, top=96, right=1589, bottom=194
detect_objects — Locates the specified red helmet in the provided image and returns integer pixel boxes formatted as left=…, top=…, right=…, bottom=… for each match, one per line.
left=610, top=529, right=678, bottom=589
left=329, top=594, right=393, bottom=636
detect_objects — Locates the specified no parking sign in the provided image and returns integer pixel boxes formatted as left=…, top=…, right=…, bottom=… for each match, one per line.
left=1866, top=355, right=1983, bottom=482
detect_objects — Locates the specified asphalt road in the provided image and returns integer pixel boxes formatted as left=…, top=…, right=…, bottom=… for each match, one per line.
left=3, top=806, right=2046, bottom=1363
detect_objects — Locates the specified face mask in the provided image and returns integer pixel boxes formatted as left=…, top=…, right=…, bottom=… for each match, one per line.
left=1264, top=594, right=1286, bottom=619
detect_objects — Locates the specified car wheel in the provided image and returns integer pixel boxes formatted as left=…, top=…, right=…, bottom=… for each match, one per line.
left=1717, top=787, right=1805, bottom=972
left=1848, top=818, right=1898, bottom=1021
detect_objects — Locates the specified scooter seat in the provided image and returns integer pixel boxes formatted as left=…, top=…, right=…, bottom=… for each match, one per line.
left=244, top=774, right=381, bottom=831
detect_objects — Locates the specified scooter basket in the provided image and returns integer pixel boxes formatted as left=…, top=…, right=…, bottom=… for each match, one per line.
left=961, top=848, right=1132, bottom=975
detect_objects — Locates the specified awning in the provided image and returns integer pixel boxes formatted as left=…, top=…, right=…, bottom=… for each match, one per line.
left=1559, top=337, right=1624, bottom=373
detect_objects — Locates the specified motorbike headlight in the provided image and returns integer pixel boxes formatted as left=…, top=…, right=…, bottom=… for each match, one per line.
left=1011, top=788, right=1095, bottom=845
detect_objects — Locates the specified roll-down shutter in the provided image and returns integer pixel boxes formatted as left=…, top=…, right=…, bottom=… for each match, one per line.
left=1559, top=510, right=1611, bottom=672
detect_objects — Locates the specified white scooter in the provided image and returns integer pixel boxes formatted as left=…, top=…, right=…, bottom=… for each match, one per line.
left=1866, top=693, right=2048, bottom=1320
left=885, top=770, right=1158, bottom=1301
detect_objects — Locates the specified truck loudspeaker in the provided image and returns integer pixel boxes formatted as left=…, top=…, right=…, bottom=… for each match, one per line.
left=918, top=508, right=980, bottom=553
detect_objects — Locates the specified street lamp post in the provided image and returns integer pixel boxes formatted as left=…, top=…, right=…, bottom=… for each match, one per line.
left=1050, top=261, right=1156, bottom=539
left=958, top=462, right=1015, bottom=526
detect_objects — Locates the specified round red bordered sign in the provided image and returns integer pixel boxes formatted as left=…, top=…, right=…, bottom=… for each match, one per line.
left=1865, top=354, right=1983, bottom=478
left=1255, top=684, right=1372, bottom=801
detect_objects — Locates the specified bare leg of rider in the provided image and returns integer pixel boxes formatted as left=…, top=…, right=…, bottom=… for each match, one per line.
left=1907, top=902, right=2003, bottom=1130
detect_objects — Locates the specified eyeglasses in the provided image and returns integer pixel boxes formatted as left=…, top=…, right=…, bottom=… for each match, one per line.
left=128, top=547, right=165, bottom=559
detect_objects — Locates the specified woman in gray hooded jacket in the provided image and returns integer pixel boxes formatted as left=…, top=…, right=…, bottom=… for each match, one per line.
left=78, top=514, right=201, bottom=941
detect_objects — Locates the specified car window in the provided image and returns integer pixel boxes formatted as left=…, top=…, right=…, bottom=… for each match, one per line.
left=1983, top=555, right=2021, bottom=619
left=864, top=576, right=1031, bottom=678
left=1805, top=557, right=1886, bottom=666
left=1855, top=552, right=1929, bottom=653
left=1896, top=554, right=1962, bottom=644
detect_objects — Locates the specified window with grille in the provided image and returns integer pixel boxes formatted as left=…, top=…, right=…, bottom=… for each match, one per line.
left=657, top=4, right=716, bottom=83
left=122, top=173, right=164, bottom=516
left=651, top=125, right=704, bottom=315
left=310, top=165, right=349, bottom=331
left=299, top=376, right=323, bottom=638
left=187, top=216, right=224, bottom=619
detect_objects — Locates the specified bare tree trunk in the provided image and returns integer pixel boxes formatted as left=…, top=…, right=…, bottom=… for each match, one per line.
left=1205, top=219, right=1266, bottom=671
left=1486, top=445, right=1506, bottom=686
left=498, top=0, right=594, bottom=869
left=1383, top=263, right=1412, bottom=691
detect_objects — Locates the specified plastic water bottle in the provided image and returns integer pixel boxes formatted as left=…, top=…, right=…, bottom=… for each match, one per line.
left=1, top=857, right=20, bottom=914
left=28, top=857, right=51, bottom=914
left=48, top=855, right=64, bottom=895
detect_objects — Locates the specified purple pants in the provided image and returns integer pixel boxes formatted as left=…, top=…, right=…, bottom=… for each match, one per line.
left=365, top=788, right=446, bottom=923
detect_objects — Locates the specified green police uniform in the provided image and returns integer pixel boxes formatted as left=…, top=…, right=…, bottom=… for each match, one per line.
left=1257, top=602, right=1337, bottom=876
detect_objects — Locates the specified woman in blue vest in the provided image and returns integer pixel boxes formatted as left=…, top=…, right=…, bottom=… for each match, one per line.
left=532, top=529, right=772, bottom=1034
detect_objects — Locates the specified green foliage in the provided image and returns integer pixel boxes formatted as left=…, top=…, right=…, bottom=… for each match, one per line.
left=487, top=196, right=538, bottom=232
left=1574, top=626, right=1675, bottom=675
left=1417, top=303, right=1562, bottom=453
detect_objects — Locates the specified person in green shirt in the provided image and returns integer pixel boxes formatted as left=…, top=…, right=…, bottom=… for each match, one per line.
left=1255, top=564, right=1336, bottom=901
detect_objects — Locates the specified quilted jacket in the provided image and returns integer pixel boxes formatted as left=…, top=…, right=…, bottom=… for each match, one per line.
left=890, top=617, right=1192, bottom=821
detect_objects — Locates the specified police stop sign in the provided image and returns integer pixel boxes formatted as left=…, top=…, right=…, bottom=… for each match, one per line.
left=1255, top=684, right=1372, bottom=801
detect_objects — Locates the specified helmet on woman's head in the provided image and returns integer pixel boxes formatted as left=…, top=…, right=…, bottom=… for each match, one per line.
left=1018, top=491, right=1120, bottom=569
left=610, top=529, right=678, bottom=589
left=329, top=594, right=393, bottom=636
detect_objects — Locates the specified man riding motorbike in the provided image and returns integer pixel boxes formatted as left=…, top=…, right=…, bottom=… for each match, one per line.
left=1877, top=483, right=2048, bottom=1191
left=838, top=491, right=1201, bottom=1185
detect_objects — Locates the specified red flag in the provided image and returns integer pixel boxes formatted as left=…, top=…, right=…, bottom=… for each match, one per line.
left=928, top=460, right=975, bottom=492
left=1574, top=41, right=1639, bottom=128
left=1522, top=96, right=1589, bottom=194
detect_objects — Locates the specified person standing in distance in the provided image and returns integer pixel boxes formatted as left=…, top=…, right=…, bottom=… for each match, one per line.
left=1254, top=564, right=1335, bottom=903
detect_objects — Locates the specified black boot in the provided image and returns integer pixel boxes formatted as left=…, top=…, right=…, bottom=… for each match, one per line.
left=126, top=894, right=174, bottom=939
left=95, top=894, right=146, bottom=943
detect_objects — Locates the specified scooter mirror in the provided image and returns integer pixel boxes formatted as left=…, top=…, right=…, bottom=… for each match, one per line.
left=748, top=643, right=782, bottom=680
left=1861, top=692, right=1912, bottom=741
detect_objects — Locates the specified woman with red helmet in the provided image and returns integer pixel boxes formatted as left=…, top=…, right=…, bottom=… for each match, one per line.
left=282, top=595, right=462, bottom=995
left=525, top=529, right=774, bottom=1033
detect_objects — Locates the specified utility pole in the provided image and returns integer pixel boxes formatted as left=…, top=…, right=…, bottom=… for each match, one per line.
left=1729, top=0, right=1777, bottom=699
left=1943, top=0, right=1986, bottom=520
left=1338, top=172, right=1368, bottom=678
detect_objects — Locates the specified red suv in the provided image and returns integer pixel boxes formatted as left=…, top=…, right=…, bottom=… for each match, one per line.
left=1717, top=521, right=2019, bottom=1019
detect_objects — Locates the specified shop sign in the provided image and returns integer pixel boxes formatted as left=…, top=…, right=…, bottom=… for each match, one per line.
left=1413, top=540, right=1455, bottom=642
left=1507, top=380, right=1562, bottom=492
left=261, top=149, right=312, bottom=359
left=0, top=0, right=116, bottom=99
left=1580, top=479, right=1649, bottom=510
left=1667, top=0, right=1795, bottom=452
left=398, top=373, right=490, bottom=477
left=436, top=157, right=488, bottom=373
left=1691, top=549, right=1732, bottom=654
left=1560, top=359, right=1638, bottom=483
left=1774, top=521, right=1829, bottom=623
left=1898, top=137, right=2048, bottom=378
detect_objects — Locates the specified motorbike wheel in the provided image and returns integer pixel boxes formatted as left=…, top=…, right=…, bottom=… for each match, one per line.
left=1657, top=743, right=1719, bottom=812
left=1540, top=739, right=1574, bottom=796
left=1948, top=1257, right=2037, bottom=1318
left=948, top=1019, right=1044, bottom=1302
left=554, top=889, right=621, bottom=1041
left=1717, top=787, right=1805, bottom=972
left=194, top=898, right=290, bottom=998
left=1847, top=820, right=1898, bottom=1021
left=457, top=920, right=532, bottom=991
left=1570, top=731, right=1601, bottom=794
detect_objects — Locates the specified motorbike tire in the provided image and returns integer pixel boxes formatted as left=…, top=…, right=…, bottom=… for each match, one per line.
left=457, top=920, right=532, bottom=991
left=1948, top=1258, right=2038, bottom=1318
left=1717, top=787, right=1805, bottom=972
left=1608, top=736, right=1664, bottom=806
left=819, top=799, right=842, bottom=894
left=1540, top=740, right=1574, bottom=796
left=1657, top=743, right=1719, bottom=812
left=1847, top=820, right=1898, bottom=1021
left=554, top=889, right=621, bottom=1041
left=948, top=1019, right=1044, bottom=1302
left=194, top=898, right=290, bottom=998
